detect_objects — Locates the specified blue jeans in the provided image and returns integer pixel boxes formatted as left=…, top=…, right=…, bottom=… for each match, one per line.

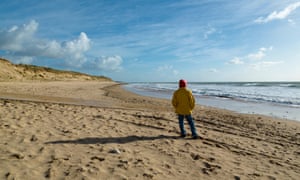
left=178, top=114, right=197, bottom=137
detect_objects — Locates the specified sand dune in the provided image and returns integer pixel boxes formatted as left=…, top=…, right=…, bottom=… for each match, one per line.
left=0, top=58, right=111, bottom=82
left=1, top=81, right=300, bottom=180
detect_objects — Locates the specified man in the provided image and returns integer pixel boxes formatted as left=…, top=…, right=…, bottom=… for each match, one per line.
left=172, top=79, right=199, bottom=139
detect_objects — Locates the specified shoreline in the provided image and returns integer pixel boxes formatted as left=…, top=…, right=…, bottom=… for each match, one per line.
left=1, top=81, right=300, bottom=179
left=124, top=84, right=300, bottom=122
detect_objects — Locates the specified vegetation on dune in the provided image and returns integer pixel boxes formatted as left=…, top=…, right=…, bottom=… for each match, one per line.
left=0, top=58, right=112, bottom=81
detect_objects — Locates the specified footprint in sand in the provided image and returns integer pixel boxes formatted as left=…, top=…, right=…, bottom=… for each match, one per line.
left=201, top=161, right=221, bottom=175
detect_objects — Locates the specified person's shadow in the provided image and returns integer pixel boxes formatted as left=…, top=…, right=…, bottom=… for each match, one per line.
left=45, top=135, right=179, bottom=145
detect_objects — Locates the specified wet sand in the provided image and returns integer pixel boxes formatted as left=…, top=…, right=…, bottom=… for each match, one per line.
left=1, top=81, right=300, bottom=179
left=124, top=84, right=300, bottom=121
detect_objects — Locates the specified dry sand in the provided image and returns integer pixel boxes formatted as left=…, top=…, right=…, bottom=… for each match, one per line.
left=1, top=81, right=300, bottom=180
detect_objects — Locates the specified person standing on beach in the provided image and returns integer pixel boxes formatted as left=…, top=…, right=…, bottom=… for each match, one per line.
left=172, top=79, right=199, bottom=139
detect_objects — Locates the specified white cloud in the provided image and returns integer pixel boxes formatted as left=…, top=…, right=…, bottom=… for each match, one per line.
left=228, top=47, right=272, bottom=64
left=4, top=55, right=35, bottom=64
left=91, top=55, right=123, bottom=72
left=15, top=56, right=35, bottom=64
left=288, top=19, right=296, bottom=25
left=157, top=65, right=179, bottom=76
left=0, top=20, right=38, bottom=51
left=247, top=47, right=272, bottom=61
left=250, top=61, right=284, bottom=70
left=229, top=57, right=244, bottom=64
left=0, top=20, right=123, bottom=72
left=173, top=70, right=179, bottom=75
left=209, top=68, right=218, bottom=73
left=204, top=26, right=216, bottom=39
left=247, top=48, right=267, bottom=60
left=0, top=20, right=90, bottom=66
left=228, top=46, right=282, bottom=71
left=255, top=2, right=300, bottom=23
left=60, top=32, right=91, bottom=67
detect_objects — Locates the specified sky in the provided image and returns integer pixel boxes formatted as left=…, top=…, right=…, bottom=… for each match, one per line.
left=0, top=0, right=300, bottom=82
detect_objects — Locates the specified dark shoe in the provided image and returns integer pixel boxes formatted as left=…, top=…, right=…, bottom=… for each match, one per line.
left=180, top=134, right=186, bottom=138
left=192, top=135, right=203, bottom=139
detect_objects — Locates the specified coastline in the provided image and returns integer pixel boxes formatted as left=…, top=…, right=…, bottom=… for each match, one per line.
left=1, top=81, right=300, bottom=179
left=124, top=84, right=300, bottom=121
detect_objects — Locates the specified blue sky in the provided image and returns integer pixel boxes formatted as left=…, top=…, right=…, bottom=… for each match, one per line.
left=0, top=0, right=300, bottom=82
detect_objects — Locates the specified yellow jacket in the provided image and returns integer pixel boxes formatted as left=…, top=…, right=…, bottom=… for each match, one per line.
left=172, top=87, right=195, bottom=115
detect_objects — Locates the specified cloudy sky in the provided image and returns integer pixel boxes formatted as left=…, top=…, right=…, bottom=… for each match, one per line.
left=0, top=0, right=300, bottom=82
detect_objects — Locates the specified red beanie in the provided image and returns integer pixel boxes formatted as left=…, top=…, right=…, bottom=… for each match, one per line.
left=179, top=79, right=187, bottom=88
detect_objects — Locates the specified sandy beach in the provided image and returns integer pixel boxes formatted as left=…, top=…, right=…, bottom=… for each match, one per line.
left=1, top=80, right=300, bottom=180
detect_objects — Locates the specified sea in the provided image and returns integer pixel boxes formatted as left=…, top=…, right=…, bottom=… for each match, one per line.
left=124, top=82, right=300, bottom=121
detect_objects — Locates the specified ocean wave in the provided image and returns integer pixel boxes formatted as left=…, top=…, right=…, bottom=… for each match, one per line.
left=200, top=82, right=300, bottom=88
left=125, top=83, right=300, bottom=121
left=194, top=92, right=300, bottom=106
left=127, top=82, right=300, bottom=107
left=241, top=82, right=300, bottom=88
left=279, top=83, right=300, bottom=88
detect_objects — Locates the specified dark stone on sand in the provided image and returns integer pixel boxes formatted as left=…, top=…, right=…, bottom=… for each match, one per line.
left=234, top=175, right=240, bottom=180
